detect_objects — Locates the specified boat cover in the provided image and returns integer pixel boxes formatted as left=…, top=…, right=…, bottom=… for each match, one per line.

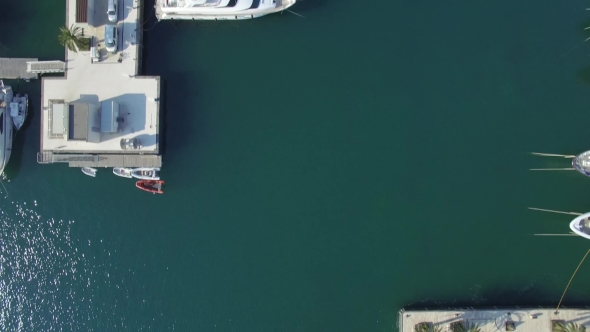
left=9, top=103, right=18, bottom=117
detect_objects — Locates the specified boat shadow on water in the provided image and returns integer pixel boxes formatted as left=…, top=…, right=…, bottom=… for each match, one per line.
left=6, top=135, right=25, bottom=180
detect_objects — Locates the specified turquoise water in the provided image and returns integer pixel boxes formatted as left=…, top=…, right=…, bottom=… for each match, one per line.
left=2, top=0, right=590, bottom=330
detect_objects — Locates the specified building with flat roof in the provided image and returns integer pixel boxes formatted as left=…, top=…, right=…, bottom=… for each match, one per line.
left=39, top=0, right=162, bottom=168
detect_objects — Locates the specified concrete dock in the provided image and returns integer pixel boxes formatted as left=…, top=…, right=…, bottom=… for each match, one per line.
left=0, top=58, right=39, bottom=80
left=399, top=308, right=590, bottom=332
left=39, top=0, right=162, bottom=168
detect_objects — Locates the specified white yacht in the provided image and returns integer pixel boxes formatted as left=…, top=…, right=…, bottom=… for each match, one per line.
left=570, top=212, right=590, bottom=240
left=0, top=82, right=14, bottom=176
left=155, top=0, right=296, bottom=21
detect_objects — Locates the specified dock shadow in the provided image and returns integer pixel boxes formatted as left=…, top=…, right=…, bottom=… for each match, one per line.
left=158, top=78, right=168, bottom=156
left=403, top=283, right=561, bottom=310
left=157, top=71, right=210, bottom=163
left=140, top=3, right=209, bottom=165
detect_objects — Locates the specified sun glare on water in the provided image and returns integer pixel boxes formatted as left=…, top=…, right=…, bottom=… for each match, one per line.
left=0, top=199, right=159, bottom=331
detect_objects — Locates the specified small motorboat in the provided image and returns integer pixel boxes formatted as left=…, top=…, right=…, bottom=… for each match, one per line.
left=113, top=167, right=133, bottom=178
left=81, top=167, right=97, bottom=177
left=9, top=94, right=27, bottom=130
left=131, top=167, right=160, bottom=180
left=136, top=180, right=164, bottom=194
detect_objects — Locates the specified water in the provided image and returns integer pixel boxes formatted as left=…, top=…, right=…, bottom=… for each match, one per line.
left=1, top=0, right=590, bottom=330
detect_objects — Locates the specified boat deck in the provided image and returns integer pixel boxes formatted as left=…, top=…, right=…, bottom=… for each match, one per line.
left=399, top=308, right=590, bottom=332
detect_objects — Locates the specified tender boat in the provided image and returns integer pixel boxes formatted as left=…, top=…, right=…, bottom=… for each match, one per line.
left=136, top=180, right=164, bottom=194
left=0, top=81, right=14, bottom=176
left=81, top=167, right=97, bottom=177
left=570, top=212, right=590, bottom=240
left=155, top=0, right=296, bottom=21
left=113, top=167, right=133, bottom=178
left=10, top=93, right=27, bottom=130
left=131, top=168, right=160, bottom=180
left=573, top=150, right=590, bottom=177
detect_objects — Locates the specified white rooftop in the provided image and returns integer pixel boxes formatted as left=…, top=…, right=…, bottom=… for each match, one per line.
left=41, top=0, right=159, bottom=154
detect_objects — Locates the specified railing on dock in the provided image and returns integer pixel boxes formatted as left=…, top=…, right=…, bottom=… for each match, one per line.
left=27, top=61, right=66, bottom=74
left=37, top=152, right=98, bottom=164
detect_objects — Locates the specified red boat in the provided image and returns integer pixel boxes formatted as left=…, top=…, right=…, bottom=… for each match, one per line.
left=136, top=180, right=164, bottom=194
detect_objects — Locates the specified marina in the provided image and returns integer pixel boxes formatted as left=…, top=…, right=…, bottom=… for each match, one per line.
left=399, top=308, right=590, bottom=332
left=3, top=0, right=590, bottom=330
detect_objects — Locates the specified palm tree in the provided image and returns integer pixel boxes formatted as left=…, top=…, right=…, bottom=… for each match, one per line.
left=414, top=323, right=443, bottom=332
left=58, top=25, right=89, bottom=53
left=451, top=321, right=481, bottom=332
left=553, top=322, right=587, bottom=332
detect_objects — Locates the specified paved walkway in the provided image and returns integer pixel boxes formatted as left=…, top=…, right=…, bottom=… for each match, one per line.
left=400, top=308, right=590, bottom=332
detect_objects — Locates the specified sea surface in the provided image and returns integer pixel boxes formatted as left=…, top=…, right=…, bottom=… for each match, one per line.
left=1, top=0, right=590, bottom=330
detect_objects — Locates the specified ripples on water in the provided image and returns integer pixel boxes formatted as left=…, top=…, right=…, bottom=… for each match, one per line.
left=0, top=198, right=169, bottom=331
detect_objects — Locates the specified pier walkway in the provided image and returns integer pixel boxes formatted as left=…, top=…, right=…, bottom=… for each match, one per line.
left=0, top=58, right=38, bottom=79
left=399, top=308, right=590, bottom=332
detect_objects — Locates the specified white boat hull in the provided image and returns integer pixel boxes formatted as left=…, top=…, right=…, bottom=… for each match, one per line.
left=155, top=0, right=296, bottom=20
left=81, top=167, right=97, bottom=177
left=0, top=84, right=14, bottom=176
left=113, top=167, right=133, bottom=178
left=570, top=212, right=590, bottom=240
left=131, top=168, right=160, bottom=180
